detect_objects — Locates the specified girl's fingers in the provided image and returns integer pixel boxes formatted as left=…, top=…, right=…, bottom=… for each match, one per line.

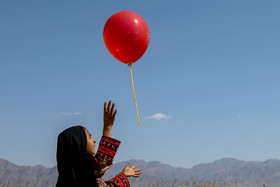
left=126, top=161, right=132, bottom=167
left=132, top=164, right=138, bottom=169
left=110, top=102, right=115, bottom=114
left=134, top=172, right=142, bottom=177
left=108, top=100, right=112, bottom=110
left=113, top=109, right=117, bottom=118
left=104, top=101, right=107, bottom=112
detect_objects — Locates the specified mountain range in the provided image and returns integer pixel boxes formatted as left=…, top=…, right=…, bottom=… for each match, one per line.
left=0, top=158, right=280, bottom=187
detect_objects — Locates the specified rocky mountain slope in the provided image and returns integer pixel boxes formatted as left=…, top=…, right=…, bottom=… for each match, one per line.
left=0, top=158, right=279, bottom=187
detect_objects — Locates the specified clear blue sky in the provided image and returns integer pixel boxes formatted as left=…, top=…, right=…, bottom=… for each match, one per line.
left=1, top=0, right=280, bottom=169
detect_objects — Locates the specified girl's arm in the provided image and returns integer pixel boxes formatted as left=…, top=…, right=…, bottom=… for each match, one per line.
left=96, top=162, right=142, bottom=187
left=95, top=100, right=142, bottom=186
left=93, top=136, right=131, bottom=187
left=103, top=100, right=117, bottom=138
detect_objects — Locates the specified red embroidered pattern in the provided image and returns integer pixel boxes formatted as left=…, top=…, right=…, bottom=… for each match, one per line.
left=97, top=178, right=107, bottom=187
left=112, top=173, right=129, bottom=187
left=102, top=136, right=121, bottom=146
left=96, top=136, right=121, bottom=159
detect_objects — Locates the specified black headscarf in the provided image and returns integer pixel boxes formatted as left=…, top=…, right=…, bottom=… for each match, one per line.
left=56, top=126, right=98, bottom=187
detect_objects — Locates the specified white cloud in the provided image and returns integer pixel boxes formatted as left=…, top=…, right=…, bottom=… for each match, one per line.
left=61, top=111, right=82, bottom=116
left=146, top=113, right=172, bottom=120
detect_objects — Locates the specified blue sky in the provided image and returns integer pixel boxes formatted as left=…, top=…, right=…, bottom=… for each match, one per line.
left=0, top=0, right=280, bottom=169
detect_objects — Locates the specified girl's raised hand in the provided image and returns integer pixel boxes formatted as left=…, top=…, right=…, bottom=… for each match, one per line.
left=103, top=100, right=117, bottom=137
left=121, top=161, right=143, bottom=178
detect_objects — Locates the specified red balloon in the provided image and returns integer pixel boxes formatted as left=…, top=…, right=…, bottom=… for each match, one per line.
left=103, top=11, right=150, bottom=64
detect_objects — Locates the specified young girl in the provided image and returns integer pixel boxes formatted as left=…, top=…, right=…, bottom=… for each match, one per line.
left=56, top=100, right=142, bottom=187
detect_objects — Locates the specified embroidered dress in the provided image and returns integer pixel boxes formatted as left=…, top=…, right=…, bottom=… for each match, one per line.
left=95, top=136, right=130, bottom=187
left=56, top=126, right=129, bottom=187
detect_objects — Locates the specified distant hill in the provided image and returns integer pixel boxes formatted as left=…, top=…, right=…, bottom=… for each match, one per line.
left=0, top=158, right=280, bottom=187
left=0, top=159, right=57, bottom=186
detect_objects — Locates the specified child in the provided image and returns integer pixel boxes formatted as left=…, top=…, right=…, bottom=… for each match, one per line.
left=56, top=100, right=142, bottom=187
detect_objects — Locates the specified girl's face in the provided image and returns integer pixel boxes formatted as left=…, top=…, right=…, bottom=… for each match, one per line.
left=84, top=128, right=96, bottom=155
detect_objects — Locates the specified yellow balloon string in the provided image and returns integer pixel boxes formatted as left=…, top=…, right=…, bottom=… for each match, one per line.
left=128, top=63, right=141, bottom=127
